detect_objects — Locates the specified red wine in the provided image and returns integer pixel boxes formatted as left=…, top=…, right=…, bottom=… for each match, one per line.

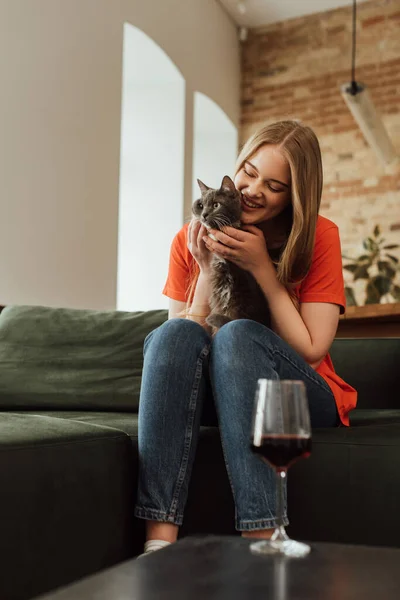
left=251, top=434, right=312, bottom=470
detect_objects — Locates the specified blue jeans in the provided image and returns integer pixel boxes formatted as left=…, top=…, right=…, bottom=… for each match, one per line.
left=134, top=318, right=338, bottom=531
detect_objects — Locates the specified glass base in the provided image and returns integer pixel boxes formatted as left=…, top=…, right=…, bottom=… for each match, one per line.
left=250, top=538, right=311, bottom=558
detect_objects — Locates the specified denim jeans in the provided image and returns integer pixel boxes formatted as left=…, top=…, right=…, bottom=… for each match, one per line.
left=134, top=318, right=338, bottom=531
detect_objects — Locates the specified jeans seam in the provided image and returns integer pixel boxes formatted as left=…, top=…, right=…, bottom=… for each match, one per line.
left=237, top=516, right=289, bottom=531
left=168, top=343, right=210, bottom=517
left=134, top=506, right=184, bottom=526
left=215, top=425, right=240, bottom=525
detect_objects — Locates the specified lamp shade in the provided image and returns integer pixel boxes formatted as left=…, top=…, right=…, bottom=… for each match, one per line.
left=340, top=82, right=397, bottom=165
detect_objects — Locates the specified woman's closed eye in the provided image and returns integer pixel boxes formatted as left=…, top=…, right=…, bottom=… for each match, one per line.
left=266, top=183, right=283, bottom=193
left=244, top=168, right=283, bottom=193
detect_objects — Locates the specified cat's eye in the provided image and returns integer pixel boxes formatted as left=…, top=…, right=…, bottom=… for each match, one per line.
left=213, top=202, right=220, bottom=209
left=198, top=202, right=203, bottom=209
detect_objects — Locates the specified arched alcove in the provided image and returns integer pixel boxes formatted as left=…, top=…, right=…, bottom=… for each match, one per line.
left=117, top=23, right=185, bottom=311
left=192, top=91, right=238, bottom=200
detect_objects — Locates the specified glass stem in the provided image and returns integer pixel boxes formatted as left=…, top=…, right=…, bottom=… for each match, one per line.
left=273, top=469, right=289, bottom=543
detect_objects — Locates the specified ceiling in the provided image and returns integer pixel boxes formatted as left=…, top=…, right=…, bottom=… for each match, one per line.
left=218, top=0, right=370, bottom=28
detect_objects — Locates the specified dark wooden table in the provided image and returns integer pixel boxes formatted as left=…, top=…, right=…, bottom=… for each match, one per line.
left=37, top=536, right=400, bottom=599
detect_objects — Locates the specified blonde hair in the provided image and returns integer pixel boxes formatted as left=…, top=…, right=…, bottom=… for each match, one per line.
left=187, top=119, right=323, bottom=304
left=235, top=120, right=322, bottom=288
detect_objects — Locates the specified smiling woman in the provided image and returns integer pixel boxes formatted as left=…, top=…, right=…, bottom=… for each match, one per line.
left=134, top=119, right=357, bottom=557
left=238, top=150, right=291, bottom=220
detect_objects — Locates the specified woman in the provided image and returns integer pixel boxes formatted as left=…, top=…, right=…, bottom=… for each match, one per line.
left=134, top=120, right=357, bottom=555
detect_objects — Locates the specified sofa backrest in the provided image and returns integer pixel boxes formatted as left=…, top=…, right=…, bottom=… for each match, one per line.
left=330, top=338, right=399, bottom=410
left=0, top=305, right=168, bottom=411
left=1, top=306, right=396, bottom=413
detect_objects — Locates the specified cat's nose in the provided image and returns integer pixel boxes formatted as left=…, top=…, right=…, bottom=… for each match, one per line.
left=203, top=212, right=209, bottom=220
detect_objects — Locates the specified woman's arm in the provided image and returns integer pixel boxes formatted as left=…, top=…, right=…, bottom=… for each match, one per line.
left=168, top=271, right=212, bottom=323
left=182, top=220, right=213, bottom=332
left=169, top=299, right=186, bottom=319
left=254, top=272, right=339, bottom=366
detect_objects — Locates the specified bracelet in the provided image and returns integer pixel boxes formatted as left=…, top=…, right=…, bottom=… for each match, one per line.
left=186, top=313, right=208, bottom=319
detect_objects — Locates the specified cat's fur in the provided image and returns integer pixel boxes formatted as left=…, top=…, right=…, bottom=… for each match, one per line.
left=192, top=175, right=271, bottom=330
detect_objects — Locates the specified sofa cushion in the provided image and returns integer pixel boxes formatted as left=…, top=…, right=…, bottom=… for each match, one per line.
left=350, top=408, right=400, bottom=426
left=0, top=412, right=139, bottom=600
left=13, top=410, right=140, bottom=439
left=330, top=338, right=400, bottom=410
left=0, top=305, right=167, bottom=411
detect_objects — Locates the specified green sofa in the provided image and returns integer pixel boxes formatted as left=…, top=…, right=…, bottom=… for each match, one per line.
left=0, top=305, right=399, bottom=600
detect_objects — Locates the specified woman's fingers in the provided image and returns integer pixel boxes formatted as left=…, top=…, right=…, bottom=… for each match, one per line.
left=203, top=236, right=238, bottom=261
left=208, top=228, right=243, bottom=248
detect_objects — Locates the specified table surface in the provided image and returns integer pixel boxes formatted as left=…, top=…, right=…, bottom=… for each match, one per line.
left=38, top=536, right=400, bottom=600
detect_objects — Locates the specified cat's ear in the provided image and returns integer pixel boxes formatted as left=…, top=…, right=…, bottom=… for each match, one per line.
left=197, top=179, right=210, bottom=195
left=220, top=176, right=236, bottom=194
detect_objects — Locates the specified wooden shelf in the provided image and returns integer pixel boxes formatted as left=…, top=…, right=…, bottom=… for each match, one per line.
left=340, top=302, right=400, bottom=321
left=337, top=302, right=400, bottom=337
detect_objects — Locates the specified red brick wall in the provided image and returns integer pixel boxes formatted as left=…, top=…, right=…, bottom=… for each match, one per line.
left=241, top=0, right=400, bottom=306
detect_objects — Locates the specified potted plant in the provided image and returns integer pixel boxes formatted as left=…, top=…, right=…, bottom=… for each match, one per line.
left=343, top=225, right=400, bottom=306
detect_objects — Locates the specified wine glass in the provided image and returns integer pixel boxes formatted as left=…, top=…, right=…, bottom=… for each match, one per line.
left=250, top=379, right=312, bottom=558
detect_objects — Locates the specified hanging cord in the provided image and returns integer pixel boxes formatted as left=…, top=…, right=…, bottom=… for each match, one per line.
left=350, top=0, right=359, bottom=94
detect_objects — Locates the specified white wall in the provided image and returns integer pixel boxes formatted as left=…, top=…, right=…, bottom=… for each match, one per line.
left=0, top=0, right=240, bottom=309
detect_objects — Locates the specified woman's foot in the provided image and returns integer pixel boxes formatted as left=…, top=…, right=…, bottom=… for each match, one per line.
left=146, top=521, right=179, bottom=543
left=137, top=521, right=179, bottom=558
left=138, top=539, right=172, bottom=558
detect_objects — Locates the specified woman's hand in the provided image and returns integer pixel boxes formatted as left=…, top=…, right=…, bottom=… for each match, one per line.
left=203, top=225, right=275, bottom=280
left=187, top=219, right=212, bottom=273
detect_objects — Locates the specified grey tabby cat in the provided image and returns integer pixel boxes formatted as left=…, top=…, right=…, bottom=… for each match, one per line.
left=192, top=175, right=271, bottom=330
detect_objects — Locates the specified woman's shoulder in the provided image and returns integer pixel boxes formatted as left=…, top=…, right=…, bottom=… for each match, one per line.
left=316, top=214, right=339, bottom=237
left=170, top=222, right=192, bottom=266
left=310, top=215, right=342, bottom=264
left=171, top=222, right=190, bottom=248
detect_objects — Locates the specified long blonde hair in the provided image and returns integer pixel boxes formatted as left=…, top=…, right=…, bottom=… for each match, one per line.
left=187, top=119, right=323, bottom=303
left=236, top=120, right=322, bottom=287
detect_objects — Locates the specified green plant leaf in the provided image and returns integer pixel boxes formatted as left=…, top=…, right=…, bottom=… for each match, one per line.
left=373, top=225, right=380, bottom=238
left=385, top=253, right=399, bottom=264
left=383, top=244, right=399, bottom=250
left=392, top=285, right=400, bottom=301
left=345, top=286, right=358, bottom=306
left=372, top=275, right=391, bottom=296
left=354, top=265, right=370, bottom=280
left=377, top=261, right=396, bottom=279
left=363, top=239, right=372, bottom=251
left=365, top=281, right=381, bottom=304
left=357, top=254, right=371, bottom=262
left=343, top=264, right=358, bottom=273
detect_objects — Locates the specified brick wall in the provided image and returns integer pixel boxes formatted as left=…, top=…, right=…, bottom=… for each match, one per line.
left=241, top=0, right=400, bottom=306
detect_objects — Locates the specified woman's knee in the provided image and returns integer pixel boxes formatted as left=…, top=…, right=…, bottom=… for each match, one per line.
left=213, top=319, right=274, bottom=349
left=144, top=318, right=210, bottom=362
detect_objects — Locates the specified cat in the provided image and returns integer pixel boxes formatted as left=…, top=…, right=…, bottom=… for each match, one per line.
left=192, top=175, right=271, bottom=330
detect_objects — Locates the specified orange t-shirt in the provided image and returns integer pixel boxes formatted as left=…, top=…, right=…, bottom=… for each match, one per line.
left=163, top=215, right=357, bottom=426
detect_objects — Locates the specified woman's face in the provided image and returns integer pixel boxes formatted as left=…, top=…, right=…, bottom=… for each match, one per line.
left=234, top=144, right=292, bottom=225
